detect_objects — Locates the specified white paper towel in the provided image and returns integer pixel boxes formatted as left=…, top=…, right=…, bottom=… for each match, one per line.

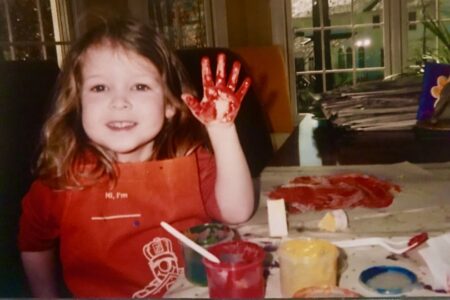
left=418, top=233, right=450, bottom=291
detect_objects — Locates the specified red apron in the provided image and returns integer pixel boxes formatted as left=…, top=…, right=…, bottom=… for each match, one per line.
left=59, top=154, right=211, bottom=297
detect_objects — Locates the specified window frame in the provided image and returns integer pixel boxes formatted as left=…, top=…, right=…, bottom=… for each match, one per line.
left=280, top=0, right=450, bottom=116
left=290, top=0, right=387, bottom=93
left=0, top=0, right=72, bottom=64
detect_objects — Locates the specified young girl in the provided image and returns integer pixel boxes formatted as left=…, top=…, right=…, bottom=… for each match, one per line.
left=18, top=19, right=254, bottom=298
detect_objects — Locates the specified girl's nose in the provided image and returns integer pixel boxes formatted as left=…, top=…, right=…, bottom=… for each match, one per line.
left=110, top=95, right=131, bottom=109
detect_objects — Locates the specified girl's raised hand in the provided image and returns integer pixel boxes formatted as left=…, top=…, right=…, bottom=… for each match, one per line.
left=182, top=53, right=251, bottom=125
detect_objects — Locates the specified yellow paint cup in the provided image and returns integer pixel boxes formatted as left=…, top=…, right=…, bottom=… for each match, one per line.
left=278, top=239, right=339, bottom=297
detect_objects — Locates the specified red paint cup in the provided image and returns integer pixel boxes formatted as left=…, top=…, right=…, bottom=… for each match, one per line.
left=202, top=240, right=265, bottom=298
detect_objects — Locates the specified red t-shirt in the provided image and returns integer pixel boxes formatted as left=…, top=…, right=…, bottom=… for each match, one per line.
left=19, top=149, right=219, bottom=298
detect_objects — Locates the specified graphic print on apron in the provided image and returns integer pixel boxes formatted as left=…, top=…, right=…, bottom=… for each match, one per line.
left=133, top=237, right=183, bottom=298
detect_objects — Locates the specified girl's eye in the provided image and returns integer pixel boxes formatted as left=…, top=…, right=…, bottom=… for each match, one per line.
left=134, top=84, right=150, bottom=91
left=90, top=85, right=107, bottom=92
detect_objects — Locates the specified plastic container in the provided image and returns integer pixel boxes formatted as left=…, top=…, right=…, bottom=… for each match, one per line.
left=182, top=223, right=234, bottom=286
left=278, top=239, right=339, bottom=297
left=202, top=240, right=266, bottom=298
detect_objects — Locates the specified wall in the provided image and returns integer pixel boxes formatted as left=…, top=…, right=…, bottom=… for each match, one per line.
left=72, top=0, right=130, bottom=37
left=226, top=0, right=273, bottom=47
left=71, top=0, right=276, bottom=47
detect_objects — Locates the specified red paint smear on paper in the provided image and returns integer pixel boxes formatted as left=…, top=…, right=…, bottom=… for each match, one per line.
left=268, top=173, right=401, bottom=213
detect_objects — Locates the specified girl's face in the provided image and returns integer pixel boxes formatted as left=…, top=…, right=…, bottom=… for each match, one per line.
left=80, top=45, right=174, bottom=162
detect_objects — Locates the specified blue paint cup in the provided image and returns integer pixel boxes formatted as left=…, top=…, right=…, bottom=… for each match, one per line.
left=182, top=223, right=235, bottom=286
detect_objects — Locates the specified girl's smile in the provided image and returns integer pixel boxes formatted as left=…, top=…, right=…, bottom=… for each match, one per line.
left=106, top=121, right=137, bottom=130
left=80, top=44, right=174, bottom=162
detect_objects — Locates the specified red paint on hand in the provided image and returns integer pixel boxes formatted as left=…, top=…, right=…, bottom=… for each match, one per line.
left=182, top=53, right=251, bottom=124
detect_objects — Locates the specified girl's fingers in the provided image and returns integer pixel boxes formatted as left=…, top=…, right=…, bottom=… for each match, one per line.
left=215, top=53, right=226, bottom=87
left=195, top=55, right=250, bottom=124
left=201, top=57, right=214, bottom=90
left=235, top=77, right=251, bottom=103
left=227, top=61, right=241, bottom=91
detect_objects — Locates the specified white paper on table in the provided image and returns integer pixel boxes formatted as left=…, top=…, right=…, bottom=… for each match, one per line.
left=267, top=198, right=288, bottom=237
left=418, top=233, right=450, bottom=291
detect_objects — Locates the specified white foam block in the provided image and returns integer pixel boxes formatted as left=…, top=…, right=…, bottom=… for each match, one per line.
left=267, top=198, right=288, bottom=237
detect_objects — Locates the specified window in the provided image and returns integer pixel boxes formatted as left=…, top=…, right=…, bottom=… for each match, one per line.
left=0, top=0, right=72, bottom=63
left=289, top=0, right=450, bottom=113
left=148, top=0, right=209, bottom=49
left=372, top=14, right=380, bottom=28
left=291, top=0, right=385, bottom=112
left=409, top=11, right=417, bottom=30
left=405, top=0, right=450, bottom=67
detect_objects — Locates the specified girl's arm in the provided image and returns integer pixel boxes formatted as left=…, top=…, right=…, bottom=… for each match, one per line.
left=21, top=249, right=59, bottom=297
left=182, top=53, right=254, bottom=224
left=206, top=123, right=254, bottom=223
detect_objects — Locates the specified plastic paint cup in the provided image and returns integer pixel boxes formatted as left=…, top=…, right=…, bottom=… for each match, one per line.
left=182, top=223, right=235, bottom=286
left=202, top=240, right=266, bottom=298
left=278, top=239, right=339, bottom=297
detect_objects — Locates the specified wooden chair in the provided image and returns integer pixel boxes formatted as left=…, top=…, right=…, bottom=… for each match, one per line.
left=232, top=45, right=294, bottom=150
left=0, top=61, right=60, bottom=296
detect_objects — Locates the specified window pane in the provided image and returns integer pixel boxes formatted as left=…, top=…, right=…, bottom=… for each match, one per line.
left=439, top=0, right=450, bottom=19
left=406, top=1, right=449, bottom=66
left=330, top=28, right=352, bottom=69
left=409, top=0, right=435, bottom=20
left=294, top=29, right=319, bottom=71
left=296, top=73, right=319, bottom=111
left=329, top=0, right=352, bottom=26
left=0, top=0, right=60, bottom=61
left=436, top=21, right=450, bottom=62
left=0, top=1, right=8, bottom=42
left=9, top=0, right=40, bottom=42
left=407, top=25, right=434, bottom=65
left=291, top=0, right=313, bottom=28
left=356, top=70, right=384, bottom=84
left=41, top=0, right=55, bottom=42
left=148, top=0, right=207, bottom=49
left=332, top=71, right=353, bottom=89
left=354, top=0, right=384, bottom=25
left=12, top=45, right=42, bottom=60
left=291, top=0, right=386, bottom=112
left=354, top=26, right=384, bottom=67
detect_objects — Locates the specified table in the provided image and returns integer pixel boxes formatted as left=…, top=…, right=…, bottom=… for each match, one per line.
left=270, top=113, right=450, bottom=167
left=165, top=162, right=450, bottom=298
left=165, top=117, right=450, bottom=298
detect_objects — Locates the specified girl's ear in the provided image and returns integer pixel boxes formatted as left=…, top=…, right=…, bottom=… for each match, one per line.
left=165, top=104, right=176, bottom=119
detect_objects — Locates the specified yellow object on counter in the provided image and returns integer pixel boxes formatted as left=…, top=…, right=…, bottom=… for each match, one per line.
left=318, top=209, right=348, bottom=232
left=318, top=212, right=336, bottom=231
left=278, top=239, right=339, bottom=297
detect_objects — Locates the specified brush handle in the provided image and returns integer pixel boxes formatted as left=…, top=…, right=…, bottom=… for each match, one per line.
left=160, top=221, right=221, bottom=264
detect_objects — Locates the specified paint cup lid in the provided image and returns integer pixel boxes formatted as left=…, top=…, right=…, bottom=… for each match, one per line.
left=359, top=265, right=418, bottom=295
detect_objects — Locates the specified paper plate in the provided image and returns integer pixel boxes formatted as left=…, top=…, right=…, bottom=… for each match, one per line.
left=359, top=265, right=418, bottom=295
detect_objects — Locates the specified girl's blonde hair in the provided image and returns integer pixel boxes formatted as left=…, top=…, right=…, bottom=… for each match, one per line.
left=37, top=19, right=208, bottom=189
